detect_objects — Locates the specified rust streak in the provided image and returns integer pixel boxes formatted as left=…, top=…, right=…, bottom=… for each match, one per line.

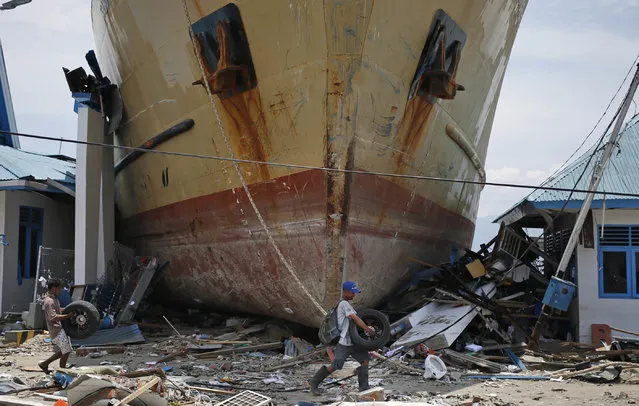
left=219, top=89, right=271, bottom=183
left=393, top=97, right=436, bottom=173
left=377, top=97, right=436, bottom=226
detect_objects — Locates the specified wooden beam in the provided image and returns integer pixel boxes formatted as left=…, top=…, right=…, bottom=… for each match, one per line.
left=112, top=376, right=161, bottom=406
left=193, top=342, right=282, bottom=358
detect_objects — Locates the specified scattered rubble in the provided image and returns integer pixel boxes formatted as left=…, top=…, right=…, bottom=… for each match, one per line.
left=2, top=237, right=639, bottom=405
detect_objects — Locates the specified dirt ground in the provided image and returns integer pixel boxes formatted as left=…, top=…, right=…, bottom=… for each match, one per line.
left=1, top=335, right=639, bottom=405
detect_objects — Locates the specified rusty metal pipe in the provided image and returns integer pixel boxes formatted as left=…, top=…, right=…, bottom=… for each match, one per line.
left=114, top=118, right=194, bottom=175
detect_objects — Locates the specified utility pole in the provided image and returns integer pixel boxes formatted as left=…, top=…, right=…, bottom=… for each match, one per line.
left=531, top=64, right=639, bottom=343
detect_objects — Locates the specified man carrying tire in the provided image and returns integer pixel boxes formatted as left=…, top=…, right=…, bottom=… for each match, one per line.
left=308, top=281, right=375, bottom=395
left=39, top=279, right=75, bottom=373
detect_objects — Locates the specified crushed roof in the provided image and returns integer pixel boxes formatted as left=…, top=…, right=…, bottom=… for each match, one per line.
left=0, top=145, right=75, bottom=183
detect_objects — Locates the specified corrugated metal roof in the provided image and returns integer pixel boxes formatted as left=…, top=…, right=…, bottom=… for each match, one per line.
left=0, top=145, right=75, bottom=183
left=496, top=113, right=639, bottom=223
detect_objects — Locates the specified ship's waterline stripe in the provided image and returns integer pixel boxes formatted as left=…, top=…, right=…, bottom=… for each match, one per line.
left=181, top=0, right=328, bottom=317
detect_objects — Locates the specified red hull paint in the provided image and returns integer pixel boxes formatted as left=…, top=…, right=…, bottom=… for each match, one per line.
left=124, top=170, right=473, bottom=326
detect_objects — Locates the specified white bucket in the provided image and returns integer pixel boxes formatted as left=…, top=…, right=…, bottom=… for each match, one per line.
left=423, top=354, right=447, bottom=379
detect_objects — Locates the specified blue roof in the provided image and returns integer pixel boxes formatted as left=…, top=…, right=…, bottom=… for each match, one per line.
left=0, top=145, right=75, bottom=184
left=496, top=113, right=639, bottom=224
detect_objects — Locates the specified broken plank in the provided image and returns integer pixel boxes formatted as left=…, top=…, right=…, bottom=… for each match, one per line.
left=196, top=340, right=252, bottom=345
left=75, top=346, right=126, bottom=356
left=156, top=348, right=189, bottom=363
left=187, top=343, right=223, bottom=351
left=441, top=349, right=506, bottom=372
left=194, top=342, right=282, bottom=358
left=188, top=386, right=235, bottom=395
left=112, top=376, right=161, bottom=406
left=370, top=351, right=424, bottom=375
left=467, top=375, right=549, bottom=380
left=480, top=343, right=527, bottom=352
left=523, top=361, right=579, bottom=369
left=264, top=347, right=326, bottom=372
left=610, top=326, right=639, bottom=338
left=116, top=258, right=159, bottom=324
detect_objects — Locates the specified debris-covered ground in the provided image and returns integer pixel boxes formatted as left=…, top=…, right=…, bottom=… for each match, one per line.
left=4, top=231, right=639, bottom=405
left=2, top=319, right=639, bottom=406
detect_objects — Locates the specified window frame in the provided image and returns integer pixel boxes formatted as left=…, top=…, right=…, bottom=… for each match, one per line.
left=17, top=206, right=44, bottom=281
left=597, top=225, right=639, bottom=299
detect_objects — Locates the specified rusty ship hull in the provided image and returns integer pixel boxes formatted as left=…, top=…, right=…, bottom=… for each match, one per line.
left=92, top=0, right=526, bottom=326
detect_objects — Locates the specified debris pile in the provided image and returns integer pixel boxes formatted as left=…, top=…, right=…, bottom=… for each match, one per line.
left=3, top=232, right=639, bottom=405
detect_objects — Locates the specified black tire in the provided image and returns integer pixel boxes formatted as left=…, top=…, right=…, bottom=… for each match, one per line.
left=62, top=300, right=100, bottom=339
left=349, top=308, right=391, bottom=350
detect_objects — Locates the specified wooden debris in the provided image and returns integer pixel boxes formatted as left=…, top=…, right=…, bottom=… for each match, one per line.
left=263, top=347, right=326, bottom=372
left=370, top=351, right=424, bottom=375
left=441, top=349, right=506, bottom=372
left=112, top=376, right=161, bottom=406
left=480, top=343, right=527, bottom=352
left=188, top=386, right=235, bottom=395
left=196, top=340, right=252, bottom=345
left=611, top=326, right=639, bottom=338
left=193, top=342, right=283, bottom=358
left=75, top=346, right=126, bottom=356
left=156, top=348, right=189, bottom=364
left=552, top=362, right=639, bottom=379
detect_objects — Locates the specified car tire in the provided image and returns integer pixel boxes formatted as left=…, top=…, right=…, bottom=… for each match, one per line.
left=62, top=300, right=100, bottom=339
left=349, top=308, right=391, bottom=350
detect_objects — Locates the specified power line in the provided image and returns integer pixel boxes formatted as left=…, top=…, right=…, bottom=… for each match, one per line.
left=3, top=128, right=639, bottom=199
left=535, top=53, right=639, bottom=191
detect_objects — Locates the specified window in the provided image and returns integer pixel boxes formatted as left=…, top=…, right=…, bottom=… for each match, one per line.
left=598, top=225, right=639, bottom=298
left=17, top=207, right=43, bottom=282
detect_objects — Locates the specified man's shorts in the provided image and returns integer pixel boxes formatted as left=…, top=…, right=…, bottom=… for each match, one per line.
left=51, top=329, right=72, bottom=355
left=331, top=343, right=370, bottom=370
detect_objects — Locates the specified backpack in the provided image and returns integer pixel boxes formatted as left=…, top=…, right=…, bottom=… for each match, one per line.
left=318, top=300, right=344, bottom=345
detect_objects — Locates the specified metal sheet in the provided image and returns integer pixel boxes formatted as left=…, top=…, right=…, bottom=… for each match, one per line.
left=391, top=283, right=496, bottom=349
left=71, top=324, right=145, bottom=347
left=0, top=145, right=75, bottom=182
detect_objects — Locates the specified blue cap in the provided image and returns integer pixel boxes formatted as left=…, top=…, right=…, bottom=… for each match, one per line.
left=342, top=281, right=361, bottom=293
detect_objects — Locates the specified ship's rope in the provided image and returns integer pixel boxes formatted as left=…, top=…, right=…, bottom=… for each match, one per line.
left=181, top=0, right=327, bottom=317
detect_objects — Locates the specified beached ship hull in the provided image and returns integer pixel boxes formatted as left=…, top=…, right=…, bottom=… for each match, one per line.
left=92, top=0, right=526, bottom=326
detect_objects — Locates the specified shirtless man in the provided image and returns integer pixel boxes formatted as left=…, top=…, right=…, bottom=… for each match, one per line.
left=39, top=279, right=74, bottom=373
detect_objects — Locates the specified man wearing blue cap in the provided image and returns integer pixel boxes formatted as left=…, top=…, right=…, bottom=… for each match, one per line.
left=308, top=280, right=375, bottom=395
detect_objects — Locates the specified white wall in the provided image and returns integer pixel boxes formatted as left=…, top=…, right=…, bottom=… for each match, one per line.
left=0, top=191, right=6, bottom=314
left=0, top=190, right=74, bottom=314
left=577, top=208, right=639, bottom=344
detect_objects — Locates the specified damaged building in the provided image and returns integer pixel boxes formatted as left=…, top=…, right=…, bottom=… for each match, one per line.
left=495, top=113, right=639, bottom=345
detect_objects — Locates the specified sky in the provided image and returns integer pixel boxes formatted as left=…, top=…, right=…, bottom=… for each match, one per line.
left=473, top=0, right=639, bottom=246
left=0, top=0, right=638, bottom=246
left=0, top=0, right=93, bottom=157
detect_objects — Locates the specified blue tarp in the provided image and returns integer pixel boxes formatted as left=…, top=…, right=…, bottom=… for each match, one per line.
left=71, top=324, right=145, bottom=347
